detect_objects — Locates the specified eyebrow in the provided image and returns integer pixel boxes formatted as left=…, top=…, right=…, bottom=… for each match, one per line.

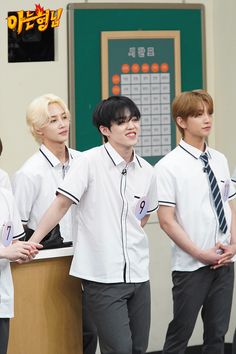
left=49, top=111, right=66, bottom=118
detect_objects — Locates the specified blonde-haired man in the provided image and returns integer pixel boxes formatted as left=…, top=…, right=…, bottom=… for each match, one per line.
left=12, top=93, right=81, bottom=245
left=12, top=93, right=98, bottom=354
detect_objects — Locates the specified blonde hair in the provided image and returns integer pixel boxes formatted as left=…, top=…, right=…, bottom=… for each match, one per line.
left=26, top=94, right=71, bottom=143
left=172, top=90, right=214, bottom=137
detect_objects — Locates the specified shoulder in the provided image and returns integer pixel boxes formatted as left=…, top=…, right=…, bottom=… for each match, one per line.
left=0, top=169, right=12, bottom=191
left=155, top=146, right=180, bottom=169
left=16, top=151, right=44, bottom=173
left=208, top=147, right=227, bottom=162
left=135, top=155, right=154, bottom=172
left=68, top=146, right=101, bottom=170
left=0, top=168, right=8, bottom=178
left=13, top=152, right=47, bottom=184
left=68, top=148, right=83, bottom=159
left=82, top=146, right=103, bottom=161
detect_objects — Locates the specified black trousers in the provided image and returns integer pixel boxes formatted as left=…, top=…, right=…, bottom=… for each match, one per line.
left=82, top=280, right=150, bottom=354
left=232, top=328, right=236, bottom=354
left=0, top=318, right=9, bottom=354
left=83, top=290, right=98, bottom=354
left=163, top=264, right=234, bottom=354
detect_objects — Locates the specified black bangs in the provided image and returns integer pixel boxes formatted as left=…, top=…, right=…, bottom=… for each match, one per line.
left=93, top=95, right=140, bottom=130
left=113, top=98, right=141, bottom=122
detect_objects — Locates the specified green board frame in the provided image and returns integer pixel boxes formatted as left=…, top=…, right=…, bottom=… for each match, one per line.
left=67, top=3, right=206, bottom=163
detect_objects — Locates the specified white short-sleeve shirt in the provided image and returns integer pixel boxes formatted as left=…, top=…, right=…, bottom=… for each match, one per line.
left=0, top=188, right=25, bottom=318
left=57, top=142, right=158, bottom=283
left=12, top=145, right=81, bottom=242
left=0, top=168, right=12, bottom=191
left=155, top=139, right=236, bottom=271
left=231, top=167, right=236, bottom=184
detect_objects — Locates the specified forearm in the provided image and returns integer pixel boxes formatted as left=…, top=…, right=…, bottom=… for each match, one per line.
left=157, top=206, right=222, bottom=265
left=158, top=213, right=201, bottom=259
left=29, top=194, right=73, bottom=243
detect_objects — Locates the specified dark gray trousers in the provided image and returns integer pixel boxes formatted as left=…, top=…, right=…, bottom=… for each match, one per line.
left=163, top=264, right=234, bottom=354
left=232, top=328, right=236, bottom=354
left=82, top=280, right=150, bottom=354
left=83, top=290, right=98, bottom=354
left=0, top=318, right=9, bottom=354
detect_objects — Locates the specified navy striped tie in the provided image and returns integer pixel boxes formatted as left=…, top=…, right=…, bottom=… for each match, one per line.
left=200, top=152, right=227, bottom=234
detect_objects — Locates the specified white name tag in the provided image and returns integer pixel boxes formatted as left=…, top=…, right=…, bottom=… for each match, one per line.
left=135, top=196, right=148, bottom=220
left=222, top=179, right=230, bottom=202
left=2, top=221, right=14, bottom=247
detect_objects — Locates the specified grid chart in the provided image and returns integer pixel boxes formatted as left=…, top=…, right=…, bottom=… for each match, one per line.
left=111, top=64, right=172, bottom=158
left=102, top=32, right=180, bottom=163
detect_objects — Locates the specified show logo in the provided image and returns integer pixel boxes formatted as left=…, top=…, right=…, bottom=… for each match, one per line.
left=7, top=3, right=63, bottom=34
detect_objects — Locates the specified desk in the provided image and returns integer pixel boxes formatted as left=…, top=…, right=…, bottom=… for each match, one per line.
left=8, top=248, right=82, bottom=354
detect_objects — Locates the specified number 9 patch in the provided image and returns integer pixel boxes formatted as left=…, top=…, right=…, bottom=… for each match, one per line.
left=135, top=196, right=148, bottom=220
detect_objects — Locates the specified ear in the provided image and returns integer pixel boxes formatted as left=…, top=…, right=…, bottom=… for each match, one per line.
left=35, top=128, right=44, bottom=136
left=99, top=125, right=110, bottom=138
left=176, top=116, right=186, bottom=130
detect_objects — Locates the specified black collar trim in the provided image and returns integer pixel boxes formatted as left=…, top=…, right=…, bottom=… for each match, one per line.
left=39, top=148, right=54, bottom=167
left=179, top=144, right=198, bottom=160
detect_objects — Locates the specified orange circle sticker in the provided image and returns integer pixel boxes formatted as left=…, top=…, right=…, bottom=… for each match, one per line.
left=112, top=85, right=120, bottom=95
left=112, top=74, right=120, bottom=85
left=131, top=63, right=140, bottom=73
left=160, top=63, right=169, bottom=72
left=121, top=64, right=130, bottom=74
left=151, top=63, right=159, bottom=73
left=141, top=63, right=149, bottom=73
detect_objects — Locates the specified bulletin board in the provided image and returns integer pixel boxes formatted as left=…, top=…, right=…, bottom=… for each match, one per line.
left=101, top=30, right=180, bottom=164
left=67, top=3, right=205, bottom=164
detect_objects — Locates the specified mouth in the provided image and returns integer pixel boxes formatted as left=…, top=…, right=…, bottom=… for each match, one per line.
left=126, top=132, right=136, bottom=137
left=60, top=130, right=69, bottom=135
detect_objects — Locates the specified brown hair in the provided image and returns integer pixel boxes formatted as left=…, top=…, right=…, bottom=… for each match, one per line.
left=172, top=90, right=214, bottom=137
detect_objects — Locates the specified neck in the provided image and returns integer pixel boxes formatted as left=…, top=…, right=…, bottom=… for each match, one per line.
left=109, top=142, right=134, bottom=163
left=183, top=136, right=206, bottom=152
left=43, top=141, right=69, bottom=164
left=122, top=150, right=134, bottom=163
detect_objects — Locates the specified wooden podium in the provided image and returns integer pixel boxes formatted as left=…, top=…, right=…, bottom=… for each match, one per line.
left=8, top=255, right=82, bottom=354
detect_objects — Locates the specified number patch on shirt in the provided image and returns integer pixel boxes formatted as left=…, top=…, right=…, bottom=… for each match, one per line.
left=135, top=196, right=148, bottom=220
left=222, top=179, right=230, bottom=202
left=1, top=221, right=14, bottom=247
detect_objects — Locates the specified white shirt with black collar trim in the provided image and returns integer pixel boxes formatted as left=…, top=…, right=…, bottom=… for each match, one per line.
left=0, top=187, right=25, bottom=318
left=0, top=168, right=12, bottom=191
left=12, top=144, right=82, bottom=242
left=155, top=139, right=236, bottom=272
left=57, top=142, right=158, bottom=283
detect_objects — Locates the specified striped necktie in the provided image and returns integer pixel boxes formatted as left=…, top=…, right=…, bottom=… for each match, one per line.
left=200, top=152, right=227, bottom=234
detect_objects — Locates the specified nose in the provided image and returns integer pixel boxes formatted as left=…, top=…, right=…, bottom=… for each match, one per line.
left=204, top=113, right=211, bottom=122
left=58, top=118, right=66, bottom=127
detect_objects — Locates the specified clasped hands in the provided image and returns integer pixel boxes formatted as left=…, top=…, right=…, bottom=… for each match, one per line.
left=4, top=240, right=43, bottom=264
left=211, top=242, right=236, bottom=269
